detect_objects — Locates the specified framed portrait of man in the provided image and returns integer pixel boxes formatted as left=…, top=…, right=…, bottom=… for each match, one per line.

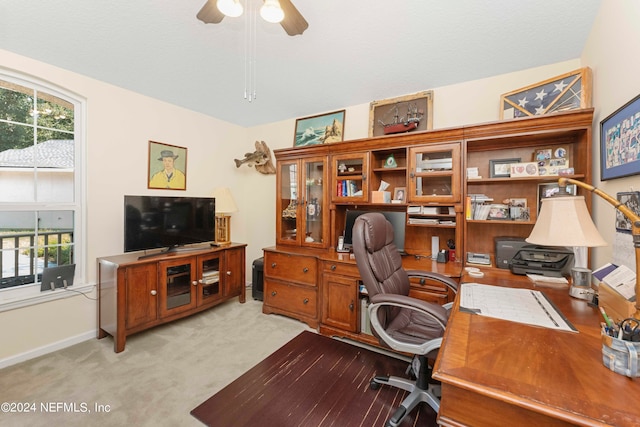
left=148, top=141, right=187, bottom=190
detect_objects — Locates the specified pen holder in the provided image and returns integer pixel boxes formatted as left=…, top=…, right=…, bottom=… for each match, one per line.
left=601, top=332, right=640, bottom=378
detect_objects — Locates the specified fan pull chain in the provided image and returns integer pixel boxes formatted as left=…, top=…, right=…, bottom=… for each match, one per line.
left=243, top=0, right=257, bottom=102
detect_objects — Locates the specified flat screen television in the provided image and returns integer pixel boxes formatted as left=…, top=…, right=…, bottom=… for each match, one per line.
left=124, top=195, right=215, bottom=253
left=342, top=209, right=407, bottom=254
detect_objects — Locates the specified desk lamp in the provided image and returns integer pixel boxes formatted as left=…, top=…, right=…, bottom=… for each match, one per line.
left=526, top=177, right=639, bottom=319
left=212, top=187, right=238, bottom=246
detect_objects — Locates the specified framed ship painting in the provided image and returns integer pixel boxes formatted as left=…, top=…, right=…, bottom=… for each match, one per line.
left=369, top=90, right=433, bottom=137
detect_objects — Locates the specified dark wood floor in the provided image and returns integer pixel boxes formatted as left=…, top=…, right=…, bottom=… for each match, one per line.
left=191, top=331, right=437, bottom=427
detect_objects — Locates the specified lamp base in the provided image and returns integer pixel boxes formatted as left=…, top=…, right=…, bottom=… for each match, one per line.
left=215, top=214, right=232, bottom=246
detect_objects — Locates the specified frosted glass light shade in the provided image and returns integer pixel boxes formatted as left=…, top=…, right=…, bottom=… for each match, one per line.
left=526, top=196, right=607, bottom=247
left=217, top=0, right=243, bottom=17
left=260, top=0, right=284, bottom=23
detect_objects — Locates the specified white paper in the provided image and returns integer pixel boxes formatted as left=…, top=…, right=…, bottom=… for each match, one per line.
left=602, top=264, right=636, bottom=300
left=526, top=274, right=569, bottom=284
left=459, top=283, right=576, bottom=332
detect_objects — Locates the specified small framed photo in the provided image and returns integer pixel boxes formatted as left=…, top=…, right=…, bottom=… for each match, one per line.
left=600, top=93, right=640, bottom=180
left=294, top=110, right=345, bottom=147
left=534, top=149, right=552, bottom=162
left=509, top=198, right=527, bottom=208
left=393, top=187, right=407, bottom=203
left=487, top=204, right=509, bottom=220
left=148, top=141, right=187, bottom=190
left=489, top=157, right=521, bottom=178
left=537, top=182, right=576, bottom=213
left=615, top=191, right=640, bottom=233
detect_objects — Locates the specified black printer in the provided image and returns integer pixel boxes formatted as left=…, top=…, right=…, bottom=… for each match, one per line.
left=509, top=245, right=574, bottom=277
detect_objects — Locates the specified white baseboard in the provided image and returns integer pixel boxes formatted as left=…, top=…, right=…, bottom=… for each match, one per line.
left=0, top=330, right=95, bottom=370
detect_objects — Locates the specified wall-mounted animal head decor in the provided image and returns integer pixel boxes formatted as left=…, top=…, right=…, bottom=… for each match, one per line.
left=234, top=141, right=276, bottom=174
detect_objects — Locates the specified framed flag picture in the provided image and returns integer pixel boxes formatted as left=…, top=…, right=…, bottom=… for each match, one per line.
left=500, top=68, right=592, bottom=119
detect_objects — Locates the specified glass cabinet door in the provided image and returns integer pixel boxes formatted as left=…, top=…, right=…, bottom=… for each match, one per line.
left=408, top=143, right=460, bottom=203
left=332, top=153, right=369, bottom=203
left=198, top=253, right=222, bottom=306
left=277, top=159, right=300, bottom=245
left=159, top=258, right=197, bottom=317
left=302, top=156, right=327, bottom=247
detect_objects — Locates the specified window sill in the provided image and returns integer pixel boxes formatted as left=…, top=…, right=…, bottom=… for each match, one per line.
left=0, top=283, right=96, bottom=313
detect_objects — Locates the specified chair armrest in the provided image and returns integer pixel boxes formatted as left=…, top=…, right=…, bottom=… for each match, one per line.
left=368, top=293, right=448, bottom=355
left=405, top=269, right=458, bottom=295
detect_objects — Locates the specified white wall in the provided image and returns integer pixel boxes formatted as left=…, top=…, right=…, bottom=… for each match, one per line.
left=582, top=0, right=640, bottom=271
left=1, top=0, right=636, bottom=366
left=0, top=49, right=248, bottom=364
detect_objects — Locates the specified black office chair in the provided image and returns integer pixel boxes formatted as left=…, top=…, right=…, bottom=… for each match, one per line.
left=352, top=213, right=458, bottom=427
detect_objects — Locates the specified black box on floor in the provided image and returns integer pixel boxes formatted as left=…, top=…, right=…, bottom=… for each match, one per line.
left=252, top=257, right=264, bottom=301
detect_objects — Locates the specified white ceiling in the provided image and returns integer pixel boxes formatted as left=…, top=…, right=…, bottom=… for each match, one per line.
left=0, top=0, right=601, bottom=127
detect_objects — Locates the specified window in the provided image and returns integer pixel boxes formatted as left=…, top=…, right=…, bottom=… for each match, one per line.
left=0, top=72, right=83, bottom=302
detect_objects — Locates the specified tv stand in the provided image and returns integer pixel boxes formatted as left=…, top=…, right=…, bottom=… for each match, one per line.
left=98, top=243, right=246, bottom=352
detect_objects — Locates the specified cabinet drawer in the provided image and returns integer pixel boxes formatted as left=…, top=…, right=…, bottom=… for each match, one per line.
left=264, top=252, right=317, bottom=286
left=264, top=279, right=317, bottom=317
left=322, top=260, right=360, bottom=278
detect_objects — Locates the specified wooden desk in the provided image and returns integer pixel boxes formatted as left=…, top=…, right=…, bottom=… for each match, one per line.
left=433, top=269, right=640, bottom=427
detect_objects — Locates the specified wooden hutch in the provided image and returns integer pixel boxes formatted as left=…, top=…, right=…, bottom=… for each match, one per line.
left=263, top=109, right=594, bottom=346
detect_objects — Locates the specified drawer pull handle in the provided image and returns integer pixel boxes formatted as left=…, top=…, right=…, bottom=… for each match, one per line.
left=302, top=267, right=309, bottom=273
left=303, top=298, right=309, bottom=304
left=271, top=262, right=277, bottom=268
left=150, top=290, right=157, bottom=296
left=331, top=265, right=336, bottom=271
left=226, top=271, right=231, bottom=276
left=419, top=278, right=426, bottom=285
left=271, top=291, right=277, bottom=296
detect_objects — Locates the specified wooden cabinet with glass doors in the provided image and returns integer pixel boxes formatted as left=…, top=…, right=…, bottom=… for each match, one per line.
left=97, top=244, right=246, bottom=353
left=276, top=156, right=329, bottom=248
left=408, top=142, right=461, bottom=204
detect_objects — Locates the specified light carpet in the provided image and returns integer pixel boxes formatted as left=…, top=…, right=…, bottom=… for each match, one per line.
left=0, top=298, right=310, bottom=427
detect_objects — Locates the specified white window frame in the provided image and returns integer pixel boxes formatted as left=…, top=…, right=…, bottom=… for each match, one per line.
left=0, top=69, right=87, bottom=311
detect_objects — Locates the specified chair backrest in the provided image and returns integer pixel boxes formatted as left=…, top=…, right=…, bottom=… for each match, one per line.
left=352, top=212, right=411, bottom=328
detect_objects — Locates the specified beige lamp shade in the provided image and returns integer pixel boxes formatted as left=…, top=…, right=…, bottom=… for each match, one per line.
left=526, top=196, right=607, bottom=247
left=212, top=187, right=238, bottom=214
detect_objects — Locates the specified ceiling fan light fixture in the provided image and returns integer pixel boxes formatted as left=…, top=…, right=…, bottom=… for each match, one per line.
left=260, top=0, right=284, bottom=23
left=217, top=0, right=243, bottom=18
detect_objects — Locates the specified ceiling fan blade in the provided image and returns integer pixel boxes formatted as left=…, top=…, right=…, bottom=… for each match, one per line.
left=197, top=0, right=225, bottom=24
left=279, top=0, right=308, bottom=36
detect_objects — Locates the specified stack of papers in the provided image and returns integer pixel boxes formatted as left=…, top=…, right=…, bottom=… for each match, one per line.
left=599, top=264, right=636, bottom=301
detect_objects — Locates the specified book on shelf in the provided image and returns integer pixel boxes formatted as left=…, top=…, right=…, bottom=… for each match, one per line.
left=465, top=194, right=494, bottom=220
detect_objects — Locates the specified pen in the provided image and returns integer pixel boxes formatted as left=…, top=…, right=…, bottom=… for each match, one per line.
left=600, top=307, right=613, bottom=328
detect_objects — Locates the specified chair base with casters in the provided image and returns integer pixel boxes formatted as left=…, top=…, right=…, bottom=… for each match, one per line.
left=370, top=353, right=440, bottom=427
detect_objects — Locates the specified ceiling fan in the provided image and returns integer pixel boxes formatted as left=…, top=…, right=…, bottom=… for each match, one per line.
left=197, top=0, right=309, bottom=36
